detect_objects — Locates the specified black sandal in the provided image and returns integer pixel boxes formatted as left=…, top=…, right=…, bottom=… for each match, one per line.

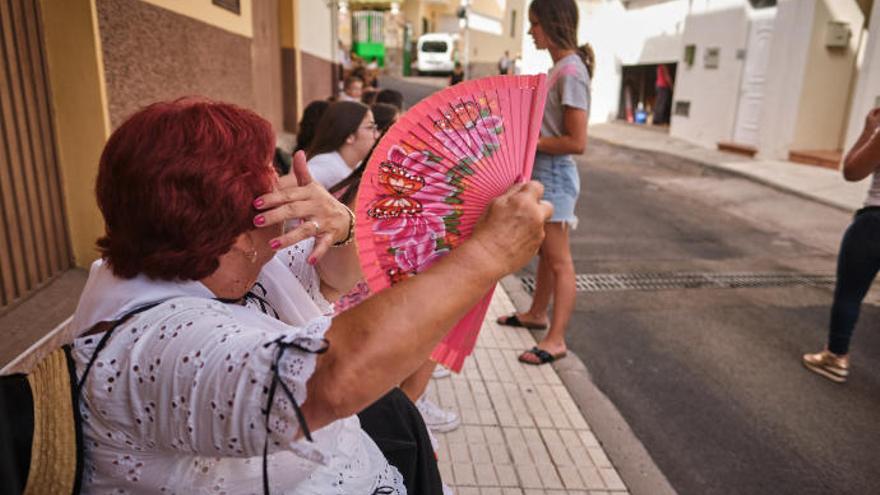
left=497, top=314, right=548, bottom=330
left=518, top=346, right=567, bottom=365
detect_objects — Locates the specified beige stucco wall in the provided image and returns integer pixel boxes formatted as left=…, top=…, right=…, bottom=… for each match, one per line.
left=299, top=0, right=334, bottom=60
left=791, top=0, right=864, bottom=151
left=39, top=0, right=110, bottom=267
left=39, top=0, right=266, bottom=268
left=844, top=0, right=880, bottom=149
left=141, top=0, right=253, bottom=38
left=467, top=0, right=524, bottom=65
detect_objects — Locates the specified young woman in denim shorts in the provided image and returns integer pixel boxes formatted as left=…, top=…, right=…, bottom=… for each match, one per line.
left=498, top=0, right=593, bottom=365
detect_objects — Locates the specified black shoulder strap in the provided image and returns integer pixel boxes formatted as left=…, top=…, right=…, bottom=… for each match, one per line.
left=74, top=301, right=166, bottom=395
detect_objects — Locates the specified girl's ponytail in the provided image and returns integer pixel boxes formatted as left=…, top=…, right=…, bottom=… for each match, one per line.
left=577, top=43, right=595, bottom=79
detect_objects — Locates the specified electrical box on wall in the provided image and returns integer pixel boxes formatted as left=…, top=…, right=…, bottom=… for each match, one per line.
left=674, top=101, right=690, bottom=117
left=826, top=21, right=851, bottom=48
left=704, top=47, right=720, bottom=69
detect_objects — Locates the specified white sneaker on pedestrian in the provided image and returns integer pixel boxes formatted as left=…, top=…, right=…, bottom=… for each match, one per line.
left=426, top=425, right=439, bottom=453
left=416, top=396, right=460, bottom=433
left=432, top=366, right=451, bottom=379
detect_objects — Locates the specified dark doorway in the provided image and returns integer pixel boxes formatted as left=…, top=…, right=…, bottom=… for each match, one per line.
left=618, top=62, right=677, bottom=126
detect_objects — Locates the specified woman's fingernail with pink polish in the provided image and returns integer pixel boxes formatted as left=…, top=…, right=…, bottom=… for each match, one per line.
left=270, top=239, right=282, bottom=250
left=254, top=215, right=265, bottom=226
left=253, top=198, right=264, bottom=208
left=307, top=256, right=316, bottom=265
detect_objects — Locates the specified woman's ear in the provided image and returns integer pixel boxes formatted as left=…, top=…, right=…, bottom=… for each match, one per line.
left=230, top=232, right=259, bottom=264
left=345, top=133, right=356, bottom=145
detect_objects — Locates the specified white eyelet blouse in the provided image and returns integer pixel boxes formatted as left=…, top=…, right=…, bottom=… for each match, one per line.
left=68, top=240, right=405, bottom=494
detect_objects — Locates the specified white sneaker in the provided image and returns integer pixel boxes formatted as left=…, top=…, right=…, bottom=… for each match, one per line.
left=416, top=396, right=460, bottom=433
left=426, top=425, right=439, bottom=453
left=432, top=366, right=451, bottom=379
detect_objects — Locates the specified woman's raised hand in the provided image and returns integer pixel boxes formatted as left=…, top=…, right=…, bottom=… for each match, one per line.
left=253, top=150, right=353, bottom=262
left=469, top=181, right=553, bottom=276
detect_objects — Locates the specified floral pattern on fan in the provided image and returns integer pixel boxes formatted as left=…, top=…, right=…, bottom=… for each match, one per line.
left=366, top=98, right=505, bottom=286
left=433, top=101, right=504, bottom=165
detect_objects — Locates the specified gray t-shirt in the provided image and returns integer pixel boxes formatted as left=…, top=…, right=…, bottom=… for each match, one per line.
left=541, top=53, right=591, bottom=139
left=865, top=168, right=880, bottom=207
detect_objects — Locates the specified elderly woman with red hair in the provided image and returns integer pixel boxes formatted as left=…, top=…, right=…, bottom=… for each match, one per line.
left=68, top=98, right=550, bottom=493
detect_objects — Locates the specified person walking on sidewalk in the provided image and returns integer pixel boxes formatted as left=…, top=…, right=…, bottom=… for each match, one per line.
left=803, top=107, right=880, bottom=383
left=653, top=64, right=673, bottom=125
left=498, top=50, right=512, bottom=75
left=498, top=0, right=592, bottom=365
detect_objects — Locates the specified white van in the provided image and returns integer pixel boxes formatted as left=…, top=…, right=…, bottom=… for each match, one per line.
left=415, top=33, right=456, bottom=75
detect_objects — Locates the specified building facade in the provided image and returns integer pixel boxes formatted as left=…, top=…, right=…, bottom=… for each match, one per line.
left=520, top=0, right=876, bottom=165
left=400, top=0, right=525, bottom=77
left=0, top=0, right=337, bottom=314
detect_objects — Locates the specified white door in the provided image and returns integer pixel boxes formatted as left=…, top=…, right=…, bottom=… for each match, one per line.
left=733, top=12, right=775, bottom=146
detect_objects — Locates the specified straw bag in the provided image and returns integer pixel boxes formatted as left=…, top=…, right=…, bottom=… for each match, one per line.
left=0, top=302, right=163, bottom=495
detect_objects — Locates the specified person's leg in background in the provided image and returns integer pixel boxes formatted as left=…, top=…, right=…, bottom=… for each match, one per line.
left=401, top=360, right=460, bottom=433
left=518, top=222, right=576, bottom=363
left=804, top=212, right=880, bottom=382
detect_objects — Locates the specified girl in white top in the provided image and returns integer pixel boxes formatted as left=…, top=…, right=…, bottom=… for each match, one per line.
left=73, top=98, right=551, bottom=493
left=307, top=101, right=379, bottom=189
left=803, top=107, right=880, bottom=383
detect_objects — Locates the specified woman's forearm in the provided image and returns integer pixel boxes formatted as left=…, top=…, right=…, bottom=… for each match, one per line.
left=537, top=135, right=585, bottom=155
left=316, top=241, right=362, bottom=301
left=843, top=127, right=880, bottom=181
left=300, top=182, right=551, bottom=431
left=537, top=107, right=588, bottom=155
left=302, top=241, right=500, bottom=429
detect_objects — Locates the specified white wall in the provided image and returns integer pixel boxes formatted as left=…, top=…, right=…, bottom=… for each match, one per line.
left=790, top=0, right=864, bottom=151
left=844, top=1, right=880, bottom=150
left=756, top=0, right=816, bottom=159
left=669, top=6, right=749, bottom=147
left=519, top=0, right=690, bottom=123
left=299, top=0, right=334, bottom=60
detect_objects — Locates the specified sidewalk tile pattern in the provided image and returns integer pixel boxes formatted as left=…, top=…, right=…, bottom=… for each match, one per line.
left=430, top=287, right=629, bottom=494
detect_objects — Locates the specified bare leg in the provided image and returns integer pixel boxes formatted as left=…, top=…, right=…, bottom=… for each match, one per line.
left=400, top=359, right=437, bottom=402
left=524, top=250, right=554, bottom=322
left=500, top=248, right=553, bottom=327
left=520, top=222, right=575, bottom=362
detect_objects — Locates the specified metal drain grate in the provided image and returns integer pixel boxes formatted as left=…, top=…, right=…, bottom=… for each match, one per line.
left=519, top=272, right=836, bottom=293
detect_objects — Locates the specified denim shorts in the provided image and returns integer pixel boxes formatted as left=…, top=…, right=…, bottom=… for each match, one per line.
left=531, top=152, right=580, bottom=228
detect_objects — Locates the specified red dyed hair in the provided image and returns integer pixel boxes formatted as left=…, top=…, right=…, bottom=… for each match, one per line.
left=96, top=98, right=276, bottom=280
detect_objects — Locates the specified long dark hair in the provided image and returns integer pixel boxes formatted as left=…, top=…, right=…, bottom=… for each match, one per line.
left=294, top=100, right=330, bottom=154
left=306, top=101, right=370, bottom=159
left=328, top=128, right=394, bottom=207
left=327, top=104, right=397, bottom=205
left=370, top=103, right=399, bottom=133
left=529, top=0, right=595, bottom=78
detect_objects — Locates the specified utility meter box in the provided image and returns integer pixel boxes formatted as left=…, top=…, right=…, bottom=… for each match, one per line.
left=704, top=47, right=720, bottom=69
left=826, top=21, right=851, bottom=48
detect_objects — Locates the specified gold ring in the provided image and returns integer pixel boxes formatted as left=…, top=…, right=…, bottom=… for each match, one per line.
left=309, top=220, right=320, bottom=234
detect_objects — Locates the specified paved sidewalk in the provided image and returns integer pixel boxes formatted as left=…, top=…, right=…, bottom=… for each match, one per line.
left=430, top=287, right=628, bottom=495
left=590, top=122, right=870, bottom=212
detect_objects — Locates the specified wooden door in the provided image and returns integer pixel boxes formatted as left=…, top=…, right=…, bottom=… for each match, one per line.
left=0, top=0, right=71, bottom=312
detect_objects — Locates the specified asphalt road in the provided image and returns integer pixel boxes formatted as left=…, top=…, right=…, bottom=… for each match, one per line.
left=378, top=75, right=449, bottom=109
left=553, top=143, right=880, bottom=495
left=385, top=76, right=880, bottom=495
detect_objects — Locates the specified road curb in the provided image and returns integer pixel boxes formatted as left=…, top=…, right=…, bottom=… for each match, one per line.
left=500, top=275, right=678, bottom=495
left=589, top=135, right=854, bottom=214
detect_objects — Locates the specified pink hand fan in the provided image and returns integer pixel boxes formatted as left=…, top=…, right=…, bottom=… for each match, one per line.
left=355, top=74, right=548, bottom=372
